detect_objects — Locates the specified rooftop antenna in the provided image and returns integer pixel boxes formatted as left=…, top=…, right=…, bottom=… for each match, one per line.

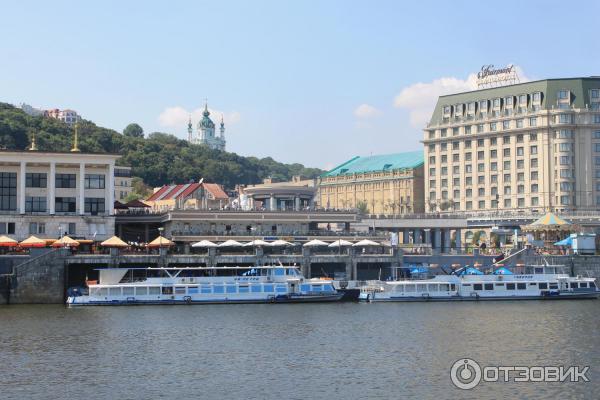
left=71, top=123, right=81, bottom=152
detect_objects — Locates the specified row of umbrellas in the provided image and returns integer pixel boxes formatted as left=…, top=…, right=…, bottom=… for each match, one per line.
left=0, top=235, right=82, bottom=248
left=192, top=239, right=387, bottom=248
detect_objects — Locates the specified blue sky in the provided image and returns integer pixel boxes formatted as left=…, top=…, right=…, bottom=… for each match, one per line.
left=2, top=0, right=599, bottom=169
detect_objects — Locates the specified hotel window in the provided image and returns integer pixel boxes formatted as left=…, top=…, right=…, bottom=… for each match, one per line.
left=517, top=185, right=525, bottom=194
left=28, top=222, right=45, bottom=235
left=516, top=147, right=524, bottom=156
left=531, top=172, right=538, bottom=181
left=477, top=163, right=485, bottom=172
left=429, top=168, right=436, bottom=177
left=55, top=197, right=76, bottom=213
left=502, top=120, right=510, bottom=130
left=0, top=222, right=16, bottom=235
left=490, top=122, right=497, bottom=131
left=0, top=172, right=17, bottom=211
left=452, top=141, right=459, bottom=150
left=453, top=178, right=460, bottom=186
left=429, top=192, right=436, bottom=200
left=531, top=197, right=539, bottom=206
left=503, top=161, right=511, bottom=170
left=478, top=175, right=485, bottom=184
left=530, top=145, right=538, bottom=154
left=490, top=137, right=497, bottom=145
left=467, top=102, right=476, bottom=114
left=560, top=169, right=572, bottom=178
left=443, top=106, right=451, bottom=116
left=562, top=156, right=574, bottom=165
left=478, top=188, right=485, bottom=196
left=454, top=189, right=460, bottom=198
left=490, top=149, right=497, bottom=159
left=84, top=198, right=106, bottom=214
left=592, top=89, right=600, bottom=99
left=517, top=172, right=525, bottom=182
left=85, top=174, right=105, bottom=189
left=556, top=114, right=572, bottom=124
left=561, top=182, right=572, bottom=191
left=490, top=162, right=497, bottom=171
left=428, top=144, right=435, bottom=151
left=556, top=129, right=573, bottom=139
left=490, top=175, right=498, bottom=184
left=477, top=151, right=484, bottom=160
left=465, top=140, right=472, bottom=149
left=529, top=133, right=537, bottom=141
left=516, top=134, right=523, bottom=143
left=503, top=148, right=511, bottom=157
left=465, top=152, right=472, bottom=161
left=492, top=98, right=501, bottom=108
left=560, top=196, right=571, bottom=205
left=441, top=143, right=447, bottom=150
left=593, top=115, right=600, bottom=123
left=441, top=167, right=448, bottom=176
left=465, top=165, right=472, bottom=173
left=440, top=129, right=447, bottom=137
left=465, top=177, right=472, bottom=185
left=56, top=173, right=76, bottom=189
left=465, top=126, right=472, bottom=134
left=504, top=186, right=511, bottom=195
left=26, top=173, right=47, bottom=188
left=454, top=105, right=463, bottom=117
left=504, top=173, right=511, bottom=182
left=479, top=100, right=488, bottom=113
left=477, top=124, right=484, bottom=133
left=502, top=136, right=510, bottom=144
left=441, top=155, right=447, bottom=163
left=517, top=159, right=524, bottom=169
left=466, top=201, right=472, bottom=210
left=504, top=199, right=511, bottom=207
left=505, top=96, right=514, bottom=107
left=529, top=117, right=537, bottom=127
left=477, top=139, right=484, bottom=147
left=442, top=191, right=448, bottom=200
left=491, top=187, right=498, bottom=196
left=595, top=143, right=600, bottom=153
left=478, top=200, right=485, bottom=209
left=25, top=196, right=46, bottom=212
left=516, top=119, right=524, bottom=130
left=452, top=127, right=459, bottom=136
left=428, top=131, right=435, bottom=139
left=558, top=143, right=572, bottom=152
left=452, top=154, right=459, bottom=162
left=558, top=90, right=570, bottom=100
left=429, top=180, right=436, bottom=187
left=453, top=166, right=459, bottom=175
left=518, top=94, right=527, bottom=106
left=429, top=156, right=435, bottom=164
left=532, top=92, right=541, bottom=103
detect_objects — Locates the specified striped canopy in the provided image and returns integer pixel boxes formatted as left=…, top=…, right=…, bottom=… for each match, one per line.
left=0, top=235, right=18, bottom=247
left=19, top=235, right=47, bottom=248
left=531, top=212, right=570, bottom=226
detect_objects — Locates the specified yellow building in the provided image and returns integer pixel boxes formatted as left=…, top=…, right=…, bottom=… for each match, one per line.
left=318, top=151, right=424, bottom=215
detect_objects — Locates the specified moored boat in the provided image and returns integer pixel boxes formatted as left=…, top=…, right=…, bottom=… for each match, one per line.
left=67, top=265, right=343, bottom=306
left=359, top=264, right=599, bottom=302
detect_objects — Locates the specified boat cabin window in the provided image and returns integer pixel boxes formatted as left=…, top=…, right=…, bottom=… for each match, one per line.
left=213, top=285, right=224, bottom=294
left=323, top=284, right=334, bottom=292
left=286, top=268, right=299, bottom=276
left=450, top=284, right=456, bottom=291
left=188, top=286, right=199, bottom=294
left=517, top=283, right=526, bottom=290
left=549, top=283, right=558, bottom=289
left=201, top=286, right=212, bottom=294
left=100, top=288, right=108, bottom=297
left=90, top=288, right=101, bottom=297
left=239, top=285, right=249, bottom=293
left=495, top=283, right=504, bottom=287
left=580, top=282, right=588, bottom=288
left=263, top=284, right=274, bottom=293
left=251, top=284, right=262, bottom=293
left=162, top=286, right=173, bottom=295
left=538, top=283, right=548, bottom=290
left=529, top=282, right=537, bottom=286
left=175, top=287, right=186, bottom=295
left=440, top=284, right=449, bottom=291
left=428, top=284, right=437, bottom=292
left=394, top=285, right=404, bottom=293
left=149, top=287, right=160, bottom=295
left=276, top=285, right=287, bottom=293
left=226, top=285, right=237, bottom=294
left=311, top=285, right=322, bottom=292
left=571, top=282, right=579, bottom=289
left=301, top=284, right=310, bottom=292
left=462, top=284, right=471, bottom=287
left=109, top=288, right=121, bottom=296
left=274, top=268, right=285, bottom=276
left=506, top=283, right=515, bottom=290
left=590, top=282, right=596, bottom=288
left=473, top=284, right=483, bottom=291
left=123, top=287, right=134, bottom=296
left=417, top=284, right=427, bottom=292
left=136, top=287, right=148, bottom=296
left=484, top=283, right=494, bottom=291
left=405, top=285, right=416, bottom=292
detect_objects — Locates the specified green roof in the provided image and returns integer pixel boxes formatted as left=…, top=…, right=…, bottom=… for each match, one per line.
left=428, top=77, right=600, bottom=126
left=323, top=151, right=424, bottom=177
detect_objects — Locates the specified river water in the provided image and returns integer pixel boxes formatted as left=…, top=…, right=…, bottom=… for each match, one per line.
left=0, top=301, right=599, bottom=400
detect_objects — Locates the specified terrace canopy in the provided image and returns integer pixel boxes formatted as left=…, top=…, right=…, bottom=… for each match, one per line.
left=147, top=236, right=174, bottom=248
left=0, top=235, right=18, bottom=247
left=52, top=236, right=80, bottom=247
left=328, top=239, right=353, bottom=248
left=269, top=239, right=293, bottom=247
left=303, top=239, right=329, bottom=247
left=243, top=239, right=270, bottom=247
left=19, top=235, right=47, bottom=248
left=352, top=239, right=381, bottom=247
left=100, top=236, right=129, bottom=248
left=191, top=240, right=218, bottom=248
left=218, top=240, right=244, bottom=247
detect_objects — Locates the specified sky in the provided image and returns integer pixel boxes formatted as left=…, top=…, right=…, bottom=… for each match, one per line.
left=2, top=0, right=600, bottom=170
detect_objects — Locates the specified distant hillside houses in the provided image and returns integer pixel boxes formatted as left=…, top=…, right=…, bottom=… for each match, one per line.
left=18, top=103, right=82, bottom=125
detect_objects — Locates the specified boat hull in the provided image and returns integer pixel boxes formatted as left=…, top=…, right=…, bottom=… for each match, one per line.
left=360, top=292, right=599, bottom=302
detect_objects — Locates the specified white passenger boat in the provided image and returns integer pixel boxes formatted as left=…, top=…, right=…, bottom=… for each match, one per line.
left=67, top=265, right=343, bottom=306
left=359, top=265, right=599, bottom=302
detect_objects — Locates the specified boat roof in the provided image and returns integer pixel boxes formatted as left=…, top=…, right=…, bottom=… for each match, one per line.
left=94, top=266, right=300, bottom=271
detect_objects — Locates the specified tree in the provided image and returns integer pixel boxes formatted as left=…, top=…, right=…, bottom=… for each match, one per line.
left=123, top=123, right=144, bottom=138
left=356, top=200, right=369, bottom=215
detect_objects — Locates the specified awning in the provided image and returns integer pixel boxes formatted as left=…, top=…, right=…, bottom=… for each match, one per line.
left=269, top=239, right=293, bottom=247
left=147, top=236, right=174, bottom=248
left=192, top=240, right=217, bottom=248
left=52, top=236, right=80, bottom=247
left=100, top=236, right=129, bottom=248
left=493, top=267, right=513, bottom=275
left=243, top=239, right=270, bottom=247
left=218, top=240, right=244, bottom=247
left=303, top=239, right=329, bottom=247
left=0, top=235, right=18, bottom=247
left=328, top=239, right=353, bottom=247
left=19, top=235, right=47, bottom=248
left=554, top=237, right=573, bottom=246
left=352, top=239, right=380, bottom=247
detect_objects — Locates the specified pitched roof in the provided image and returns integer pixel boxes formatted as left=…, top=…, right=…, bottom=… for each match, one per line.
left=146, top=182, right=227, bottom=201
left=125, top=199, right=150, bottom=208
left=322, top=151, right=424, bottom=177
left=203, top=183, right=229, bottom=199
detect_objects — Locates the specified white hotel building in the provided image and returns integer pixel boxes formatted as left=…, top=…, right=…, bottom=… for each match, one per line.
left=0, top=150, right=119, bottom=240
left=424, top=77, right=600, bottom=214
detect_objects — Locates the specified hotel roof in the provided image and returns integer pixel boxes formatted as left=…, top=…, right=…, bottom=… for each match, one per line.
left=147, top=182, right=229, bottom=201
left=322, top=151, right=424, bottom=177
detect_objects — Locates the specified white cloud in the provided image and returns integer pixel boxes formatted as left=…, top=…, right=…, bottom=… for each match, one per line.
left=158, top=105, right=241, bottom=130
left=354, top=103, right=382, bottom=119
left=393, top=65, right=529, bottom=128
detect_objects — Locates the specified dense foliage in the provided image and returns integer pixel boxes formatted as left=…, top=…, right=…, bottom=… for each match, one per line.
left=0, top=103, right=323, bottom=188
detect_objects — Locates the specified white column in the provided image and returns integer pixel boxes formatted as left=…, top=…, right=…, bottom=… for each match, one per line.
left=79, top=162, right=85, bottom=215
left=108, top=163, right=115, bottom=216
left=294, top=196, right=300, bottom=211
left=19, top=161, right=26, bottom=214
left=49, top=162, right=56, bottom=214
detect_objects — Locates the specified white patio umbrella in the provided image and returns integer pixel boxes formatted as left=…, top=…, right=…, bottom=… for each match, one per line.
left=328, top=239, right=353, bottom=248
left=352, top=239, right=380, bottom=247
left=243, top=239, right=270, bottom=247
left=303, top=239, right=329, bottom=247
left=218, top=239, right=244, bottom=247
left=269, top=239, right=293, bottom=247
left=191, top=240, right=218, bottom=248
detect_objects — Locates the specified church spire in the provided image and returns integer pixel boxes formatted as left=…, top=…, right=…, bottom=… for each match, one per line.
left=220, top=114, right=225, bottom=139
left=187, top=115, right=193, bottom=143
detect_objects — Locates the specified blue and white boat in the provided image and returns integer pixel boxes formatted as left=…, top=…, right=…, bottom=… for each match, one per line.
left=359, top=264, right=599, bottom=302
left=67, top=265, right=343, bottom=306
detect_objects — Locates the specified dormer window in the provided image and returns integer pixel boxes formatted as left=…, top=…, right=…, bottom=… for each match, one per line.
left=443, top=105, right=451, bottom=116
left=492, top=98, right=501, bottom=109
left=467, top=102, right=476, bottom=114
left=558, top=90, right=570, bottom=100
left=532, top=92, right=542, bottom=104
left=479, top=100, right=488, bottom=113
left=454, top=104, right=464, bottom=117
left=518, top=94, right=528, bottom=106
left=504, top=96, right=514, bottom=107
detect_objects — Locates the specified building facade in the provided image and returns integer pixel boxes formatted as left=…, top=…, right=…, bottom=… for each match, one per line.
left=187, top=103, right=226, bottom=151
left=424, top=78, right=600, bottom=214
left=318, top=151, right=425, bottom=215
left=0, top=150, right=119, bottom=240
left=114, top=166, right=133, bottom=201
left=44, top=108, right=82, bottom=125
left=239, top=176, right=317, bottom=211
left=146, top=182, right=229, bottom=212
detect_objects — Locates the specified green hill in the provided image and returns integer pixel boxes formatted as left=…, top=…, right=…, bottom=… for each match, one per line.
left=0, top=103, right=322, bottom=188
